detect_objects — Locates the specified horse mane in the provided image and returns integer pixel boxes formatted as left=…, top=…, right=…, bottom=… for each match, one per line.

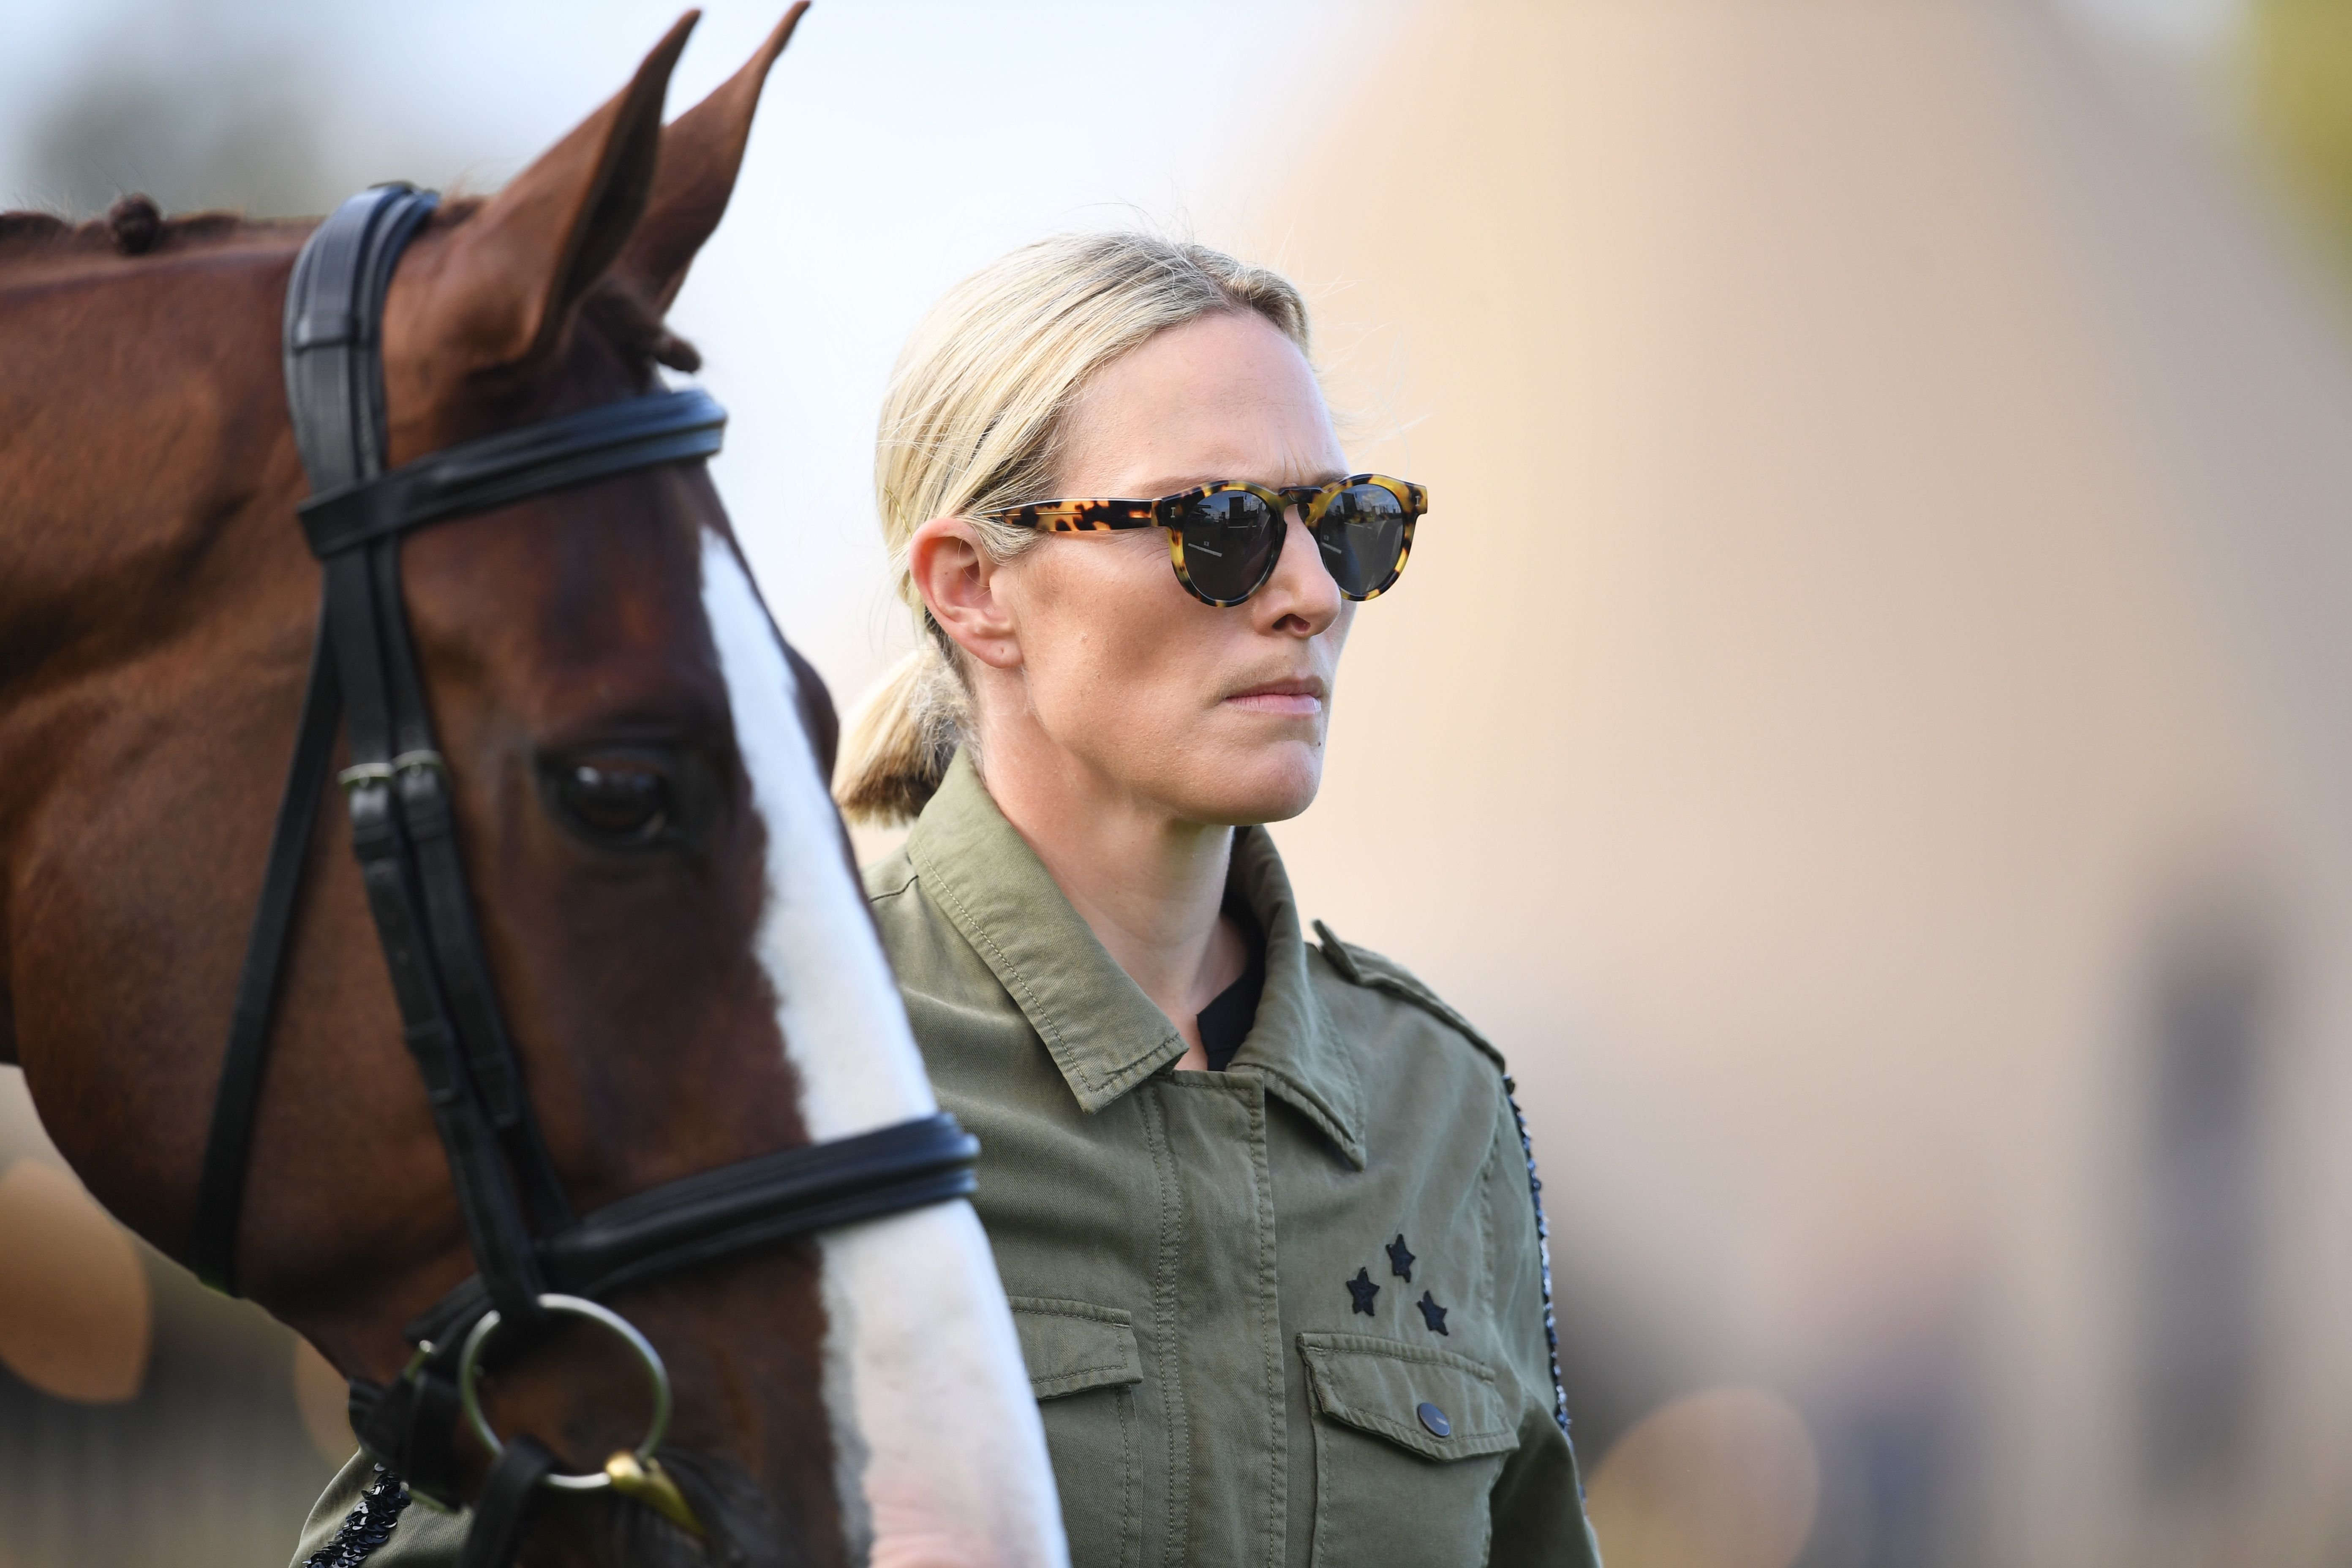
left=0, top=195, right=700, bottom=373
left=0, top=201, right=275, bottom=259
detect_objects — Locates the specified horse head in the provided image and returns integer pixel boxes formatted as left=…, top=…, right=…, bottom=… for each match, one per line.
left=0, top=11, right=1063, bottom=1565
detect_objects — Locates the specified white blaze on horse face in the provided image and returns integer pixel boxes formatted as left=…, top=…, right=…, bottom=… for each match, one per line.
left=700, top=533, right=1068, bottom=1568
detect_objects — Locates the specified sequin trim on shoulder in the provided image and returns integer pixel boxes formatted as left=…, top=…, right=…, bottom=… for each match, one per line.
left=1503, top=1074, right=1571, bottom=1440
left=302, top=1465, right=411, bottom=1568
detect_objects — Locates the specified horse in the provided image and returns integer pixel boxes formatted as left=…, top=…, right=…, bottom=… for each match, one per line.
left=0, top=10, right=1064, bottom=1566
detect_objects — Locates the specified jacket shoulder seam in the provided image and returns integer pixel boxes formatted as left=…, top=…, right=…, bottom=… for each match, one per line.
left=1310, top=918, right=1509, bottom=1075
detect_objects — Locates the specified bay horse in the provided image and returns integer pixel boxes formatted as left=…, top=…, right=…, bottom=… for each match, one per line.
left=0, top=10, right=1064, bottom=1566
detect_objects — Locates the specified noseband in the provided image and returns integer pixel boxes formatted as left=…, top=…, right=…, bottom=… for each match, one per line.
left=189, top=186, right=977, bottom=1563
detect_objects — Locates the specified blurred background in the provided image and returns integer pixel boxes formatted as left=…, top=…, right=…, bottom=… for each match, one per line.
left=7, top=1, right=2352, bottom=1564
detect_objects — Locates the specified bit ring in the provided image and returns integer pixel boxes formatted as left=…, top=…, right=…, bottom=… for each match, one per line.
left=456, top=1294, right=672, bottom=1492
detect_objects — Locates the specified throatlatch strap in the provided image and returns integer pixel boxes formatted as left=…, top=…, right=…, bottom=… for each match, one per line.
left=190, top=622, right=341, bottom=1293
left=195, top=186, right=448, bottom=1300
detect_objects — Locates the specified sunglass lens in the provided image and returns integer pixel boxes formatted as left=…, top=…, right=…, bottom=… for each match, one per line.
left=1176, top=490, right=1283, bottom=603
left=1313, top=484, right=1407, bottom=597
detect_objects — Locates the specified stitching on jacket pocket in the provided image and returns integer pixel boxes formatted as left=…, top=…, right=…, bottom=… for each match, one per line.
left=1298, top=1331, right=1517, bottom=1462
left=1012, top=1296, right=1144, bottom=1400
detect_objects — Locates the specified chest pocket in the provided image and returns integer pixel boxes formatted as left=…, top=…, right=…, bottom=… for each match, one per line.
left=1012, top=1297, right=1144, bottom=1568
left=1299, top=1332, right=1520, bottom=1568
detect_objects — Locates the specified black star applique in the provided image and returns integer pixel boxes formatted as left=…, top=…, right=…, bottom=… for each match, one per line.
left=1386, top=1234, right=1416, bottom=1282
left=1346, top=1267, right=1380, bottom=1316
left=1417, top=1292, right=1449, bottom=1335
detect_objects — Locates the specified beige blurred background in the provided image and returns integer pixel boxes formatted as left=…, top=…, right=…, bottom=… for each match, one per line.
left=9, top=2, right=2352, bottom=1565
left=1237, top=6, right=2352, bottom=1567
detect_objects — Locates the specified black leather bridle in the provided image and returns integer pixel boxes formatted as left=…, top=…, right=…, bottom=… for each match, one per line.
left=190, top=184, right=977, bottom=1565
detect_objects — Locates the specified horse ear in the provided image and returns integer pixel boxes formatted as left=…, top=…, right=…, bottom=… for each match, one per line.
left=419, top=11, right=700, bottom=371
left=615, top=3, right=808, bottom=314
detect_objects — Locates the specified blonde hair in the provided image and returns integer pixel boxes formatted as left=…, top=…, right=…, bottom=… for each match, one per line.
left=833, top=231, right=1312, bottom=825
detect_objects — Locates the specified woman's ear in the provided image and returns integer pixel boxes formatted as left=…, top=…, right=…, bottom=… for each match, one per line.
left=909, top=517, right=1022, bottom=671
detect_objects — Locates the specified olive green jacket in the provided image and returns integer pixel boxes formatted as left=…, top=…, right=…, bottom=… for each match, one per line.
left=291, top=753, right=1598, bottom=1568
left=874, top=753, right=1600, bottom=1568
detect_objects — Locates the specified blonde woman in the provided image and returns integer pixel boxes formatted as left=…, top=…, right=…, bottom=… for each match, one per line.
left=843, top=233, right=1602, bottom=1566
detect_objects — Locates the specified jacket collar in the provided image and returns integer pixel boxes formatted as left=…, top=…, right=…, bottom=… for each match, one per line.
left=906, top=751, right=1366, bottom=1168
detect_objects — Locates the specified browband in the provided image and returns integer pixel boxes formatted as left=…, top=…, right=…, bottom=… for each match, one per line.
left=298, top=388, right=727, bottom=558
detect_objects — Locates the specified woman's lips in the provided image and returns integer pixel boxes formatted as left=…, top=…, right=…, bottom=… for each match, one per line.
left=1225, top=679, right=1325, bottom=718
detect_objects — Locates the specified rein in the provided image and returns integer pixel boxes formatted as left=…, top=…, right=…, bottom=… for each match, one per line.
left=191, top=185, right=977, bottom=1563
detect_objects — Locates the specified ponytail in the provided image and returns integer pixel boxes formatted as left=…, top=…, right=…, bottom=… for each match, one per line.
left=833, top=632, right=969, bottom=826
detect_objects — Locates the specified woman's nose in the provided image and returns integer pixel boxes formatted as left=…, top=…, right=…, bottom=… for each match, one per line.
left=1258, top=512, right=1344, bottom=633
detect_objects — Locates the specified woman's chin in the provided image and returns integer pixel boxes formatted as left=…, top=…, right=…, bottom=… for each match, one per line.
left=1173, top=754, right=1324, bottom=828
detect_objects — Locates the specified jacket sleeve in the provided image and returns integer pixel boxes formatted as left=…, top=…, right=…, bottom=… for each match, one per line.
left=1484, top=1089, right=1607, bottom=1566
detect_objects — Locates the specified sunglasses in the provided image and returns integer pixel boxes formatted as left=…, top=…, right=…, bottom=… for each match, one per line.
left=981, top=474, right=1428, bottom=607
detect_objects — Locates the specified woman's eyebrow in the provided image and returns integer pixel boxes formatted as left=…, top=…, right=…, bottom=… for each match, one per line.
left=1127, top=471, right=1347, bottom=495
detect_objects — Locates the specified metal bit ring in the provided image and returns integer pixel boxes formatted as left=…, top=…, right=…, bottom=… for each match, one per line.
left=457, top=1294, right=672, bottom=1492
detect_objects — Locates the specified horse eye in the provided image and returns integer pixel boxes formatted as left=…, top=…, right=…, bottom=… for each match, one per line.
left=553, top=760, right=670, bottom=844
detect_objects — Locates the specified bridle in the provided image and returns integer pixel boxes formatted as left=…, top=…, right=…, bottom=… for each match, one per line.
left=188, top=185, right=978, bottom=1565
left=201, top=179, right=975, bottom=1563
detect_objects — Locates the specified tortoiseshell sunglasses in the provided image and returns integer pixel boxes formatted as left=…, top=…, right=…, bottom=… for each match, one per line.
left=981, top=474, right=1429, bottom=608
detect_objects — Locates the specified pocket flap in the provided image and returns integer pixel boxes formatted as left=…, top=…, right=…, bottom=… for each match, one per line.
left=1010, top=1297, right=1143, bottom=1400
left=1298, top=1332, right=1517, bottom=1461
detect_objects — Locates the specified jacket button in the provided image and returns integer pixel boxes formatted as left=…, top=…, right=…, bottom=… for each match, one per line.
left=1417, top=1401, right=1451, bottom=1438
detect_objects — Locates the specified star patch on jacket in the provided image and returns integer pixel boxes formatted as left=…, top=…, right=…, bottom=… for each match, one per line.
left=1386, top=1234, right=1416, bottom=1282
left=1346, top=1267, right=1380, bottom=1316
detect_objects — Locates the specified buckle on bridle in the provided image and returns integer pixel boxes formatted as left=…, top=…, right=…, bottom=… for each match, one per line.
left=337, top=751, right=449, bottom=793
left=456, top=1294, right=704, bottom=1535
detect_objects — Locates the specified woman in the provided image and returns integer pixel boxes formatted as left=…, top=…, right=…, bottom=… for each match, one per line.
left=838, top=232, right=1601, bottom=1566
